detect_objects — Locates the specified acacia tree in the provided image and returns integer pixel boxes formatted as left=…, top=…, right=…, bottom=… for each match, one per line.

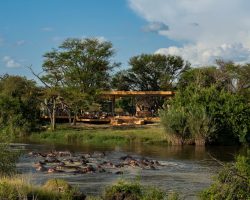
left=112, top=54, right=190, bottom=113
left=113, top=54, right=190, bottom=91
left=177, top=66, right=218, bottom=90
left=35, top=38, right=118, bottom=129
left=178, top=60, right=250, bottom=98
left=216, top=60, right=250, bottom=98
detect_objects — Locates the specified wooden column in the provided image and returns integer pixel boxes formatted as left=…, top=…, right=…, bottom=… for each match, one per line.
left=111, top=95, right=115, bottom=116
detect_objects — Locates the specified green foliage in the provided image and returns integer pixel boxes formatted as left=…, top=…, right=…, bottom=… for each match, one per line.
left=0, top=178, right=84, bottom=200
left=178, top=61, right=250, bottom=99
left=103, top=180, right=167, bottom=200
left=160, top=84, right=250, bottom=145
left=43, top=178, right=72, bottom=193
left=178, top=66, right=218, bottom=90
left=0, top=75, right=40, bottom=137
left=0, top=181, right=18, bottom=200
left=187, top=105, right=214, bottom=145
left=112, top=54, right=190, bottom=114
left=194, top=86, right=250, bottom=144
left=42, top=38, right=118, bottom=92
left=200, top=153, right=250, bottom=200
left=167, top=192, right=180, bottom=200
left=113, top=54, right=190, bottom=91
left=160, top=106, right=188, bottom=145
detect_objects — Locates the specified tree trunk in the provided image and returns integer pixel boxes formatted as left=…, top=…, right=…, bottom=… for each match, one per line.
left=68, top=112, right=72, bottom=124
left=195, top=137, right=206, bottom=146
left=51, top=97, right=56, bottom=131
left=73, top=113, right=77, bottom=126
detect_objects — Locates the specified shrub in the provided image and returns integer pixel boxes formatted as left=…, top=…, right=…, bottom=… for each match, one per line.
left=43, top=178, right=73, bottom=193
left=160, top=106, right=189, bottom=145
left=0, top=177, right=85, bottom=200
left=160, top=85, right=250, bottom=145
left=103, top=180, right=176, bottom=200
left=186, top=105, right=215, bottom=146
left=200, top=153, right=250, bottom=200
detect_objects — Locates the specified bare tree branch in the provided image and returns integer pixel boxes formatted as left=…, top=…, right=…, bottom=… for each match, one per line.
left=27, top=65, right=51, bottom=88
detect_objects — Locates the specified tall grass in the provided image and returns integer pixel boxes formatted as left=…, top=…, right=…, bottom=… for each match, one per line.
left=0, top=177, right=84, bottom=200
left=30, top=125, right=167, bottom=145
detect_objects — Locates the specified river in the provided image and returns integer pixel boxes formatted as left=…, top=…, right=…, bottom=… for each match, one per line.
left=15, top=141, right=241, bottom=199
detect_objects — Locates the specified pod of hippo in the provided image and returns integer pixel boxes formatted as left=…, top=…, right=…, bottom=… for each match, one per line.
left=28, top=151, right=165, bottom=175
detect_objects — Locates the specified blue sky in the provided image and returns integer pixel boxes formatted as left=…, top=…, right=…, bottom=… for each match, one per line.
left=0, top=0, right=178, bottom=78
left=1, top=0, right=250, bottom=79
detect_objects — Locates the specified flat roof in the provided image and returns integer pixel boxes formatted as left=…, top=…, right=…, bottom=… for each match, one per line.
left=101, top=90, right=175, bottom=97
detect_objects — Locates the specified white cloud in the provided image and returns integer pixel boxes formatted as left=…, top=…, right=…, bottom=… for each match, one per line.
left=2, top=56, right=21, bottom=68
left=15, top=40, right=25, bottom=46
left=142, top=22, right=169, bottom=33
left=129, top=0, right=250, bottom=65
left=42, top=27, right=54, bottom=32
left=156, top=43, right=250, bottom=66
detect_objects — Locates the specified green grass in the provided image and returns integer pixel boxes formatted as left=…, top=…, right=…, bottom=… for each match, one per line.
left=0, top=177, right=180, bottom=200
left=103, top=180, right=179, bottom=200
left=0, top=177, right=84, bottom=200
left=30, top=125, right=168, bottom=146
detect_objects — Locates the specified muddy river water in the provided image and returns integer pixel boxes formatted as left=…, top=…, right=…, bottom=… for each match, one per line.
left=15, top=141, right=241, bottom=199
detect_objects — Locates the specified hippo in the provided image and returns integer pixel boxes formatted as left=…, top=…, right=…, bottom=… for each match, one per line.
left=36, top=165, right=47, bottom=172
left=44, top=157, right=60, bottom=163
left=33, top=161, right=46, bottom=167
left=120, top=155, right=133, bottom=161
left=115, top=171, right=124, bottom=175
left=58, top=151, right=72, bottom=157
left=48, top=167, right=64, bottom=173
left=82, top=165, right=96, bottom=173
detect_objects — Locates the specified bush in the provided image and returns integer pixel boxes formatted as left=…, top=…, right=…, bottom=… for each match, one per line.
left=0, top=178, right=85, bottom=200
left=0, top=75, right=40, bottom=138
left=160, top=85, right=250, bottom=145
left=186, top=105, right=215, bottom=146
left=43, top=178, right=72, bottom=193
left=103, top=180, right=178, bottom=200
left=160, top=106, right=189, bottom=145
left=200, top=153, right=250, bottom=200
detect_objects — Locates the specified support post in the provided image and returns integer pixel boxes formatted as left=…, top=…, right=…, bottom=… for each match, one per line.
left=111, top=95, right=115, bottom=117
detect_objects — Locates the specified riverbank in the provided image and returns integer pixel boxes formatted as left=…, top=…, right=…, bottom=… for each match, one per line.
left=0, top=177, right=84, bottom=200
left=0, top=177, right=179, bottom=200
left=28, top=124, right=167, bottom=146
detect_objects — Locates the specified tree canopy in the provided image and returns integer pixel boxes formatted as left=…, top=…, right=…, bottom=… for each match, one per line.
left=112, top=54, right=190, bottom=91
left=42, top=38, right=118, bottom=92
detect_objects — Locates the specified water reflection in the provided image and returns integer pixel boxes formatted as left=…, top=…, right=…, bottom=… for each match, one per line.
left=15, top=138, right=242, bottom=161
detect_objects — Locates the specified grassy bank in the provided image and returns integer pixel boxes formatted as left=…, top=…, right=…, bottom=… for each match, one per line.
left=0, top=177, right=179, bottom=200
left=0, top=177, right=84, bottom=200
left=29, top=124, right=167, bottom=146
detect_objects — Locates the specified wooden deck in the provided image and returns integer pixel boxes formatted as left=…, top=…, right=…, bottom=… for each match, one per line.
left=40, top=115, right=160, bottom=125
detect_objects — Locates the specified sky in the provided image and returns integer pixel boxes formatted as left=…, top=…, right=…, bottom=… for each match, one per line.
left=0, top=0, right=250, bottom=79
